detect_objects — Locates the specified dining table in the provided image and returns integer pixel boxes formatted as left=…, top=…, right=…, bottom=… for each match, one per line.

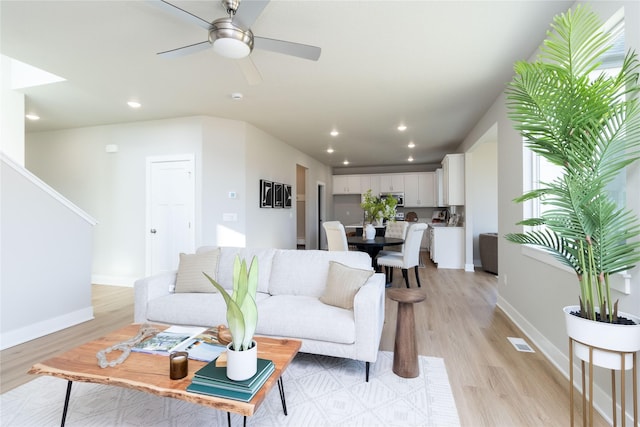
left=346, top=236, right=404, bottom=269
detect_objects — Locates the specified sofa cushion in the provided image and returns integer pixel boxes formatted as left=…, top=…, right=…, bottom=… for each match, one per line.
left=269, top=250, right=372, bottom=297
left=319, top=261, right=373, bottom=309
left=257, top=295, right=355, bottom=344
left=175, top=249, right=221, bottom=293
left=197, top=247, right=276, bottom=294
left=146, top=292, right=271, bottom=327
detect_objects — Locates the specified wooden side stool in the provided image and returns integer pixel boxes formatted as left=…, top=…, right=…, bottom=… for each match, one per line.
left=387, top=288, right=426, bottom=378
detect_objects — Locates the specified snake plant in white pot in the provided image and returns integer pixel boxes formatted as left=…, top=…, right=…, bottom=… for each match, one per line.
left=505, top=5, right=640, bottom=369
left=205, top=255, right=259, bottom=380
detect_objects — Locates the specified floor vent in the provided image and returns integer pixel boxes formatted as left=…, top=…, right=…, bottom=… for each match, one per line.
left=507, top=337, right=535, bottom=353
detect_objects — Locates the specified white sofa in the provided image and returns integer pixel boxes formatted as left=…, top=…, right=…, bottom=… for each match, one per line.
left=134, top=247, right=386, bottom=380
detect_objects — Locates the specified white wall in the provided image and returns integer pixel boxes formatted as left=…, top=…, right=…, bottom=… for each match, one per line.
left=1, top=154, right=95, bottom=349
left=468, top=141, right=498, bottom=267
left=458, top=1, right=640, bottom=423
left=26, top=115, right=332, bottom=285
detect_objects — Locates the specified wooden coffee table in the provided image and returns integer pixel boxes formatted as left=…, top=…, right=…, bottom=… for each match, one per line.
left=28, top=324, right=301, bottom=426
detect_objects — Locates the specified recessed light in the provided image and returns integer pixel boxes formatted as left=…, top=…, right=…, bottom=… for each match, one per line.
left=327, top=148, right=334, bottom=154
left=408, top=156, right=414, bottom=162
left=397, top=124, right=407, bottom=131
left=343, top=160, right=349, bottom=165
left=25, top=113, right=40, bottom=121
left=231, top=92, right=243, bottom=101
left=408, top=141, right=415, bottom=148
left=127, top=101, right=141, bottom=108
left=330, top=130, right=339, bottom=137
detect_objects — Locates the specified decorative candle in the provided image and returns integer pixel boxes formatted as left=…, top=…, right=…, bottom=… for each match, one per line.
left=169, top=351, right=188, bottom=380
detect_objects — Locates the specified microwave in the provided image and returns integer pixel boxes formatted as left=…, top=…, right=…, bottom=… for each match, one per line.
left=379, top=192, right=404, bottom=207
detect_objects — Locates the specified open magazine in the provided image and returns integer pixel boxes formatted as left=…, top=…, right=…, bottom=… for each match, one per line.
left=132, top=325, right=225, bottom=362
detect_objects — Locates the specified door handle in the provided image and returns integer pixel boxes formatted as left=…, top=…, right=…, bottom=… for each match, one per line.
left=150, top=229, right=157, bottom=234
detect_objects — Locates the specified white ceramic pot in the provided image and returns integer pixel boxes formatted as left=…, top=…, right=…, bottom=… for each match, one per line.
left=563, top=305, right=640, bottom=370
left=226, top=340, right=257, bottom=381
left=364, top=223, right=376, bottom=240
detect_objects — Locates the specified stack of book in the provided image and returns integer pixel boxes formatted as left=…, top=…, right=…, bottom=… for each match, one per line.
left=187, top=358, right=275, bottom=402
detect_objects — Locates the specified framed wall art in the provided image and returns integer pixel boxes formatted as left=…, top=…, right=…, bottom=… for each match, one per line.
left=274, top=183, right=284, bottom=208
left=260, top=179, right=273, bottom=208
left=284, top=185, right=292, bottom=208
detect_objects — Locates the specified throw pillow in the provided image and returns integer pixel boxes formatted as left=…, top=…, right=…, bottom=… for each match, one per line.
left=320, top=261, right=373, bottom=309
left=175, top=249, right=221, bottom=293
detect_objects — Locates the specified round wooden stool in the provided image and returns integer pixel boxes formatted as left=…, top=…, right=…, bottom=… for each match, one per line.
left=387, top=288, right=426, bottom=378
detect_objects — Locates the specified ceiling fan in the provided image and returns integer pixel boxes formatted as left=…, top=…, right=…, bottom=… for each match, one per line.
left=151, top=0, right=321, bottom=84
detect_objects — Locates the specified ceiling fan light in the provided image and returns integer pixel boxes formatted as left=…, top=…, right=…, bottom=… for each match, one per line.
left=210, top=18, right=253, bottom=59
left=213, top=37, right=251, bottom=59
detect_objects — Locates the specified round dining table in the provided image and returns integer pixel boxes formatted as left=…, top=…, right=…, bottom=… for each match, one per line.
left=346, top=236, right=404, bottom=269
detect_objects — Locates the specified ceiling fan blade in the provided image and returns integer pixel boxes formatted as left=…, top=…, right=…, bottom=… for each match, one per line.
left=237, top=57, right=263, bottom=86
left=254, top=37, right=321, bottom=61
left=157, top=40, right=211, bottom=58
left=233, top=0, right=270, bottom=29
left=148, top=0, right=211, bottom=30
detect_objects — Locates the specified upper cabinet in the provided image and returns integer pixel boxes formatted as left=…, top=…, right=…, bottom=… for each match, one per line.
left=332, top=175, right=362, bottom=194
left=379, top=174, right=404, bottom=193
left=442, top=154, right=465, bottom=206
left=404, top=172, right=436, bottom=207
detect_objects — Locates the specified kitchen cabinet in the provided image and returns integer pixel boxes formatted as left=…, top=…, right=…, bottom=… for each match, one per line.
left=332, top=175, right=362, bottom=194
left=379, top=174, right=404, bottom=193
left=428, top=224, right=464, bottom=269
left=404, top=172, right=436, bottom=207
left=442, top=154, right=464, bottom=206
left=435, top=168, right=444, bottom=207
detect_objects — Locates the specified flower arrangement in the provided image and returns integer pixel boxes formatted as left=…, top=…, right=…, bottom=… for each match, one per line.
left=360, top=189, right=397, bottom=224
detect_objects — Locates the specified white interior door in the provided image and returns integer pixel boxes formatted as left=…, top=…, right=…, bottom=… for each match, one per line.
left=146, top=155, right=195, bottom=275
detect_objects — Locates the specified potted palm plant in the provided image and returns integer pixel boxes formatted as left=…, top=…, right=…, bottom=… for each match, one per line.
left=205, top=255, right=259, bottom=380
left=505, top=4, right=640, bottom=369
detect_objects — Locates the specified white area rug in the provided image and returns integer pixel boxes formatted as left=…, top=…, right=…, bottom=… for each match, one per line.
left=1, top=351, right=459, bottom=427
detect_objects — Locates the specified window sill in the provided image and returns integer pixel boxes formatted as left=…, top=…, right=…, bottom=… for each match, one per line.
left=522, top=246, right=631, bottom=295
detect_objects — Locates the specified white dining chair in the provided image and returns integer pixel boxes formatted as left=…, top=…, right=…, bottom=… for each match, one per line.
left=378, top=221, right=409, bottom=256
left=323, top=221, right=349, bottom=251
left=376, top=223, right=427, bottom=288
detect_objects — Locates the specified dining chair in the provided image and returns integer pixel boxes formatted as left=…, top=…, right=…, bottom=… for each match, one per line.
left=376, top=223, right=427, bottom=288
left=378, top=221, right=409, bottom=256
left=323, top=221, right=349, bottom=251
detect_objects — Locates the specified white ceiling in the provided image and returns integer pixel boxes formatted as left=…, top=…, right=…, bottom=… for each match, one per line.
left=1, top=0, right=574, bottom=168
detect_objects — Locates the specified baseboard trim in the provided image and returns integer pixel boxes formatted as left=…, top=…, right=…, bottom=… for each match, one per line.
left=91, top=275, right=136, bottom=287
left=496, top=296, right=617, bottom=426
left=0, top=307, right=94, bottom=350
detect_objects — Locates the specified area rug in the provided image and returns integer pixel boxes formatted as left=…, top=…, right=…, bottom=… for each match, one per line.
left=1, top=351, right=460, bottom=427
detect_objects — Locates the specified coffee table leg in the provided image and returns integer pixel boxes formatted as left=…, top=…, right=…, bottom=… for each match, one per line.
left=60, top=380, right=73, bottom=427
left=277, top=377, right=288, bottom=415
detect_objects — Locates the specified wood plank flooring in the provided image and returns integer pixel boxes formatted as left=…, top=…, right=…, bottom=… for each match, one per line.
left=0, top=255, right=607, bottom=426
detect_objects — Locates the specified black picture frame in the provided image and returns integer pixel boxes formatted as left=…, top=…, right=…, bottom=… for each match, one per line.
left=260, top=179, right=273, bottom=208
left=274, top=183, right=284, bottom=208
left=284, top=185, right=292, bottom=208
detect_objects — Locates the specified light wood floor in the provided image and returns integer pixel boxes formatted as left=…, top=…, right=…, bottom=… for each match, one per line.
left=0, top=255, right=607, bottom=426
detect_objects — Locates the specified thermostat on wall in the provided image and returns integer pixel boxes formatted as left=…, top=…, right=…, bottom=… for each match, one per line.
left=228, top=191, right=237, bottom=199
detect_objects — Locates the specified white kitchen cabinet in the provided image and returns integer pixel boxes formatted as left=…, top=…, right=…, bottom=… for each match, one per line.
left=379, top=174, right=404, bottom=193
left=404, top=172, right=436, bottom=207
left=332, top=175, right=362, bottom=194
left=435, top=168, right=444, bottom=207
left=442, top=154, right=464, bottom=206
left=428, top=224, right=464, bottom=269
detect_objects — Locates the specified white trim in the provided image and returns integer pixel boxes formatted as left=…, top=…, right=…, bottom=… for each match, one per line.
left=0, top=307, right=94, bottom=350
left=522, top=245, right=631, bottom=294
left=464, top=263, right=475, bottom=272
left=1, top=152, right=98, bottom=225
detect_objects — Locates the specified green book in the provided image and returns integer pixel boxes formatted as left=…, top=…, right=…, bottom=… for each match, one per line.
left=186, top=382, right=257, bottom=402
left=194, top=358, right=274, bottom=389
left=191, top=363, right=274, bottom=394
